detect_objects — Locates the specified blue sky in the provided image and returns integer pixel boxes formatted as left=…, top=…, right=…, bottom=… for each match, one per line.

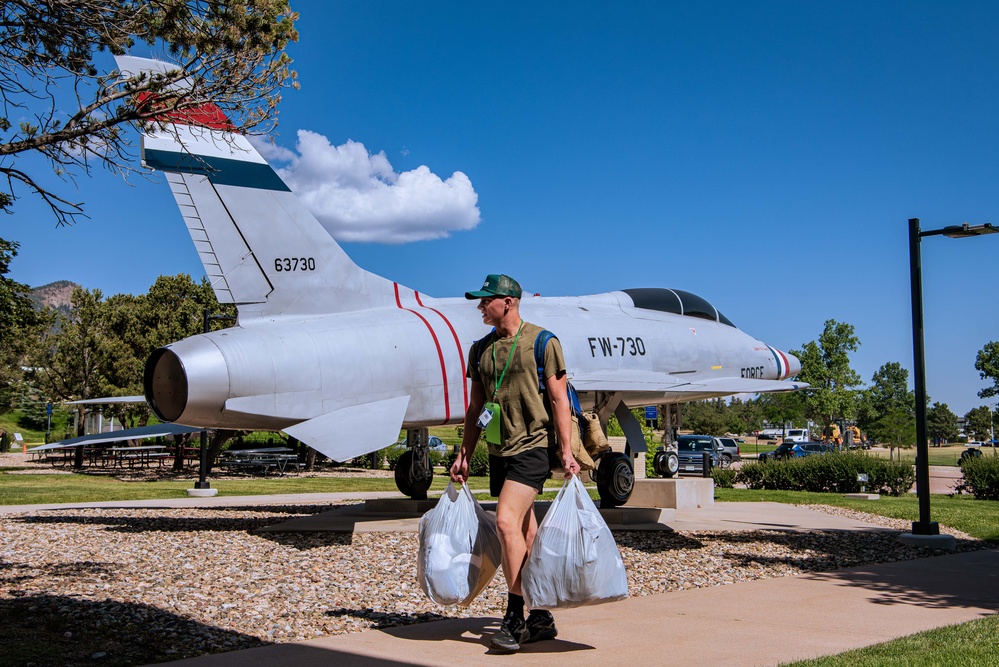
left=6, top=2, right=999, bottom=417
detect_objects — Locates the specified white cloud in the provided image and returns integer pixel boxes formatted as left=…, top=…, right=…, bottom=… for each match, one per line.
left=262, top=130, right=480, bottom=243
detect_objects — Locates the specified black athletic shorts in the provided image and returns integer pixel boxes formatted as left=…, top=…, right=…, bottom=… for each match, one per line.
left=489, top=447, right=551, bottom=497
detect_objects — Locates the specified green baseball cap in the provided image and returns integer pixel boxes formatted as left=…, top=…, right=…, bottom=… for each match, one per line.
left=465, top=274, right=523, bottom=299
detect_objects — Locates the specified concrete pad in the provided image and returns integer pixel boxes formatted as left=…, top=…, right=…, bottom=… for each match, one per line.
left=899, top=532, right=958, bottom=552
left=256, top=500, right=677, bottom=534
left=156, top=549, right=999, bottom=667
left=624, top=478, right=714, bottom=509
left=667, top=502, right=897, bottom=533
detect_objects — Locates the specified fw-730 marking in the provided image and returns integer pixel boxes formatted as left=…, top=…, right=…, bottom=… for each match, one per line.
left=588, top=336, right=646, bottom=357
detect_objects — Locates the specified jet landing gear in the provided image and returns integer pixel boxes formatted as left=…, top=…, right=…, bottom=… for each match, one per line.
left=653, top=449, right=679, bottom=478
left=594, top=451, right=634, bottom=508
left=394, top=428, right=433, bottom=499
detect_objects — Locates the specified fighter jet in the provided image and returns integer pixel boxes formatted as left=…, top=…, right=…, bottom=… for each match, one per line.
left=117, top=56, right=804, bottom=505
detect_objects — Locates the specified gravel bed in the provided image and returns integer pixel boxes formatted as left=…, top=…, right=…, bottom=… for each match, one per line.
left=0, top=503, right=989, bottom=667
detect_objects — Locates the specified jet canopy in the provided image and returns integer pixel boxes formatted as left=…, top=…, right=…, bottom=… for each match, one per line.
left=621, top=288, right=736, bottom=328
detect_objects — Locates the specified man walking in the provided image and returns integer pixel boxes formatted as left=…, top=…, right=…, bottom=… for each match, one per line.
left=450, top=273, right=580, bottom=652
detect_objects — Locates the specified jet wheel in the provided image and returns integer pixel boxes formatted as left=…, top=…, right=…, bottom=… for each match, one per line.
left=653, top=450, right=679, bottom=478
left=597, top=452, right=634, bottom=508
left=394, top=450, right=432, bottom=500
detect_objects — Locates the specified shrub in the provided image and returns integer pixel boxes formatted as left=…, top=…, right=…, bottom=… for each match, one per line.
left=441, top=443, right=490, bottom=476
left=956, top=455, right=999, bottom=500
left=469, top=445, right=490, bottom=476
left=384, top=445, right=406, bottom=470
left=736, top=452, right=914, bottom=496
left=427, top=449, right=444, bottom=467
left=712, top=467, right=737, bottom=488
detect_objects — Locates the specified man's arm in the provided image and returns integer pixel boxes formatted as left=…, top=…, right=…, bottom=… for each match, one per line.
left=545, top=371, right=581, bottom=477
left=451, top=379, right=486, bottom=483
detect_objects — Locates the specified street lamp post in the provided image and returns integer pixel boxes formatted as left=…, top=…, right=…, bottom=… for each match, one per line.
left=908, top=218, right=997, bottom=537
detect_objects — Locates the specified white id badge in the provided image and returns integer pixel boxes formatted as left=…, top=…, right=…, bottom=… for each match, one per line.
left=476, top=407, right=493, bottom=429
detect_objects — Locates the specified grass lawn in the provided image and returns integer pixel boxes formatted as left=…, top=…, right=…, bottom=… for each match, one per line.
left=0, top=468, right=583, bottom=506
left=716, top=487, right=999, bottom=544
left=0, top=470, right=491, bottom=505
left=779, top=615, right=999, bottom=667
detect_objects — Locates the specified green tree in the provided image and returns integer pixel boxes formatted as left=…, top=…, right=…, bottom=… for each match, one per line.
left=31, top=274, right=230, bottom=436
left=0, top=238, right=42, bottom=411
left=729, top=397, right=763, bottom=435
left=681, top=399, right=729, bottom=435
left=964, top=406, right=996, bottom=442
left=0, top=0, right=298, bottom=224
left=856, top=361, right=915, bottom=452
left=795, top=320, right=862, bottom=427
left=33, top=287, right=115, bottom=434
left=926, top=401, right=958, bottom=445
left=975, top=341, right=999, bottom=400
left=757, top=390, right=806, bottom=435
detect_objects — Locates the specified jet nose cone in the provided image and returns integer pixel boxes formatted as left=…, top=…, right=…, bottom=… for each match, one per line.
left=785, top=354, right=801, bottom=377
left=783, top=350, right=802, bottom=379
left=768, top=346, right=801, bottom=380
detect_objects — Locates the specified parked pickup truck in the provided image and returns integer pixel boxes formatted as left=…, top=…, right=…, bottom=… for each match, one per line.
left=676, top=434, right=725, bottom=475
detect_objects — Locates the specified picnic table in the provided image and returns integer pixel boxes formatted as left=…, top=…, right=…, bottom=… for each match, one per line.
left=26, top=443, right=77, bottom=465
left=218, top=447, right=301, bottom=475
left=108, top=445, right=170, bottom=468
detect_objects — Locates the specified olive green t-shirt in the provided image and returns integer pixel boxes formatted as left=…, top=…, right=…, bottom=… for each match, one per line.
left=468, top=321, right=567, bottom=457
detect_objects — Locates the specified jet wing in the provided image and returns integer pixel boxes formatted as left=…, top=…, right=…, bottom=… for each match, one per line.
left=45, top=423, right=203, bottom=448
left=281, top=395, right=411, bottom=462
left=572, top=370, right=808, bottom=394
left=65, top=396, right=147, bottom=404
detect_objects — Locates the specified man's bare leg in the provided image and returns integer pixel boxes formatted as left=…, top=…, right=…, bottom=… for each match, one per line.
left=495, top=479, right=538, bottom=596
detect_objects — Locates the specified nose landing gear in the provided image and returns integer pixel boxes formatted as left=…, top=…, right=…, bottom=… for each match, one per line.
left=394, top=428, right=434, bottom=499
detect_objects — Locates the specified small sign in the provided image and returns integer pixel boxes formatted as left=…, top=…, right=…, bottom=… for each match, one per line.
left=644, top=406, right=658, bottom=420
left=857, top=473, right=869, bottom=483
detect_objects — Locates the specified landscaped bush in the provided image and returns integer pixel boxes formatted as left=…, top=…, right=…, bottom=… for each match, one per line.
left=384, top=444, right=406, bottom=470
left=956, top=454, right=999, bottom=500
left=711, top=467, right=737, bottom=488
left=441, top=443, right=490, bottom=476
left=737, top=452, right=914, bottom=496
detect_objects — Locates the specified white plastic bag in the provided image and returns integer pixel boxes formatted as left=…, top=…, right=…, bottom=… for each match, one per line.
left=522, top=476, right=629, bottom=610
left=417, top=482, right=501, bottom=606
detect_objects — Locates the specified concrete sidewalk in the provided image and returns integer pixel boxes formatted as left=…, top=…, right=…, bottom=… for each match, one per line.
left=157, top=548, right=999, bottom=667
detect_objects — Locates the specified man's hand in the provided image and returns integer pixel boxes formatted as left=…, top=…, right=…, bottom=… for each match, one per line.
left=450, top=453, right=470, bottom=484
left=561, top=451, right=580, bottom=478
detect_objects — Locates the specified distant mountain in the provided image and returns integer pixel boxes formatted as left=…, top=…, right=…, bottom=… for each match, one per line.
left=29, top=280, right=78, bottom=316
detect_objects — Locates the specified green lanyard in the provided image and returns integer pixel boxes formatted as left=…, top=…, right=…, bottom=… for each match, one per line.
left=491, top=322, right=524, bottom=400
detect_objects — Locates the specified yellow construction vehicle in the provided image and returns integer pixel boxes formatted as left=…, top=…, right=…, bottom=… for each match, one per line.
left=822, top=423, right=867, bottom=448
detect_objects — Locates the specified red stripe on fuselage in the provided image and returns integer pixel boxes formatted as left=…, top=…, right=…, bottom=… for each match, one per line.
left=415, top=292, right=469, bottom=412
left=395, top=284, right=450, bottom=423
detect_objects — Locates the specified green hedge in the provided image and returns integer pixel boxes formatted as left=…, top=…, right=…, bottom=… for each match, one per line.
left=442, top=444, right=490, bottom=476
left=957, top=455, right=999, bottom=500
left=712, top=467, right=737, bottom=488
left=737, top=452, right=915, bottom=496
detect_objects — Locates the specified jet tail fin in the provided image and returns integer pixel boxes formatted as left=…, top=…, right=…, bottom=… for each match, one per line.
left=116, top=55, right=407, bottom=319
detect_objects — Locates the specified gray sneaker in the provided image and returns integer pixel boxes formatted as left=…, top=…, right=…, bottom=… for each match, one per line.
left=490, top=611, right=529, bottom=652
left=524, top=610, right=558, bottom=643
